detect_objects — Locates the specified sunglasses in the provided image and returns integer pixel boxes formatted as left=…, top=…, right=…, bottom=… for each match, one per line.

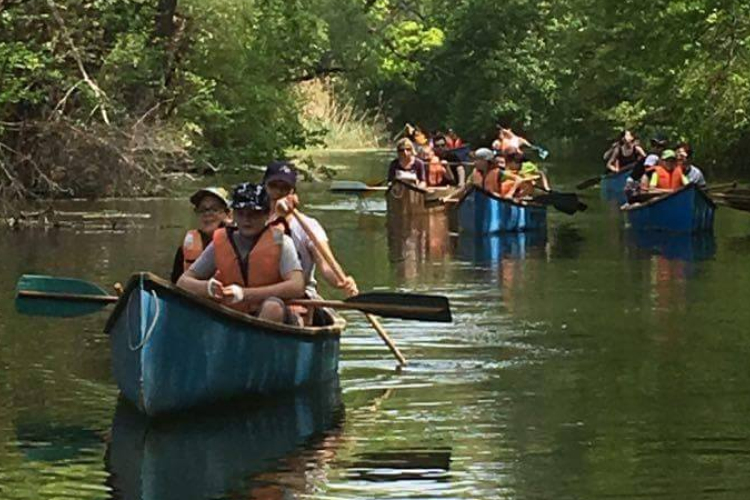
left=397, top=148, right=412, bottom=153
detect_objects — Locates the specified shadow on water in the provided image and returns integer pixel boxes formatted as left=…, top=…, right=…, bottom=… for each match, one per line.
left=106, top=382, right=345, bottom=500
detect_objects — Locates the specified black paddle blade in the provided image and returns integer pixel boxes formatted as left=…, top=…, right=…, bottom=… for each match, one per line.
left=533, top=192, right=587, bottom=215
left=575, top=176, right=601, bottom=190
left=345, top=292, right=452, bottom=323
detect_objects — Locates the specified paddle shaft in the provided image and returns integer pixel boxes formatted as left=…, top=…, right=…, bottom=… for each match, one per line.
left=290, top=207, right=408, bottom=366
left=288, top=299, right=442, bottom=315
left=17, top=289, right=119, bottom=303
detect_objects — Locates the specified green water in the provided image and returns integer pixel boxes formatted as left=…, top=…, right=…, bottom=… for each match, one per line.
left=1, top=151, right=750, bottom=499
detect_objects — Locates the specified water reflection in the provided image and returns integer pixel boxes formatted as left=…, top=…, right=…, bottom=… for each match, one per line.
left=626, top=230, right=717, bottom=262
left=386, top=213, right=451, bottom=282
left=455, top=231, right=548, bottom=265
left=106, top=383, right=344, bottom=500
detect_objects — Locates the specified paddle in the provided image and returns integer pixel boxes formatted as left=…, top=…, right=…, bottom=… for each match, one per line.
left=289, top=293, right=451, bottom=323
left=330, top=181, right=389, bottom=194
left=15, top=274, right=118, bottom=317
left=532, top=187, right=588, bottom=215
left=16, top=274, right=451, bottom=326
left=530, top=144, right=549, bottom=160
left=283, top=202, right=411, bottom=366
left=576, top=166, right=635, bottom=190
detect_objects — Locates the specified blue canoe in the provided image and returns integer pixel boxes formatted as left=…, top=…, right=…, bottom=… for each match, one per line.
left=456, top=186, right=547, bottom=234
left=104, top=273, right=344, bottom=416
left=600, top=169, right=631, bottom=201
left=622, top=184, right=716, bottom=233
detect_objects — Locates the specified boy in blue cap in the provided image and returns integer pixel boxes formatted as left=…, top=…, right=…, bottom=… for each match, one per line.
left=177, top=183, right=305, bottom=325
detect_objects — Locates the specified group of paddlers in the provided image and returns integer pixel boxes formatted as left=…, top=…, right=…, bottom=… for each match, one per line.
left=390, top=124, right=550, bottom=200
left=604, top=130, right=706, bottom=203
left=171, top=161, right=357, bottom=326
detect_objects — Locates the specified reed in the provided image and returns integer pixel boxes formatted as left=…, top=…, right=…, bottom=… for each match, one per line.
left=297, top=80, right=388, bottom=150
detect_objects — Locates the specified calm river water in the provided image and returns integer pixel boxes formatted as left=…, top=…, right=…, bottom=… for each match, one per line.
left=1, top=151, right=750, bottom=499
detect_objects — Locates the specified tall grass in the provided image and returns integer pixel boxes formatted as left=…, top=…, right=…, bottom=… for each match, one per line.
left=298, top=80, right=389, bottom=150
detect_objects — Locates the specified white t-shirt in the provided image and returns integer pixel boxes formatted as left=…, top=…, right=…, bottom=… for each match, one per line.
left=288, top=215, right=328, bottom=295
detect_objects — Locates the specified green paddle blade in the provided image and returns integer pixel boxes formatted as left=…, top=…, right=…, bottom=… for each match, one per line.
left=15, top=274, right=115, bottom=317
left=344, top=292, right=452, bottom=323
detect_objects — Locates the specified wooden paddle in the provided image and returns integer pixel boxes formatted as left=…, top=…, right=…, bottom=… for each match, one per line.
left=15, top=275, right=450, bottom=325
left=330, top=181, right=389, bottom=194
left=284, top=203, right=410, bottom=366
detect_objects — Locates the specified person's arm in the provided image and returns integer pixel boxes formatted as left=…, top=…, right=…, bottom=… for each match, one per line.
left=540, top=171, right=551, bottom=191
left=606, top=149, right=620, bottom=172
left=177, top=244, right=220, bottom=298
left=311, top=242, right=359, bottom=296
left=243, top=270, right=305, bottom=302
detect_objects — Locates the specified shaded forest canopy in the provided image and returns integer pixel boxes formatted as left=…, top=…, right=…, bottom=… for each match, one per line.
left=1, top=0, right=749, bottom=201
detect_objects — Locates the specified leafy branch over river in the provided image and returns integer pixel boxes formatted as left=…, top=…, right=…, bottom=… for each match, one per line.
left=2, top=0, right=749, bottom=208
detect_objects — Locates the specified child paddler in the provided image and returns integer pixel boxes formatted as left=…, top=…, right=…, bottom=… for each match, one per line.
left=170, top=187, right=231, bottom=283
left=177, top=183, right=306, bottom=325
left=262, top=161, right=358, bottom=308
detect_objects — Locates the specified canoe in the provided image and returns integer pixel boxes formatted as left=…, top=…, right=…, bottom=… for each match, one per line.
left=600, top=168, right=631, bottom=201
left=622, top=184, right=716, bottom=233
left=456, top=186, right=547, bottom=234
left=107, top=383, right=343, bottom=500
left=104, top=273, right=345, bottom=416
left=386, top=179, right=456, bottom=217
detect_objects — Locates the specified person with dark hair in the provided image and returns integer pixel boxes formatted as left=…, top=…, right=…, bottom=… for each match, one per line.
left=433, top=136, right=466, bottom=186
left=177, top=183, right=305, bottom=325
left=675, top=142, right=706, bottom=188
left=606, top=130, right=646, bottom=173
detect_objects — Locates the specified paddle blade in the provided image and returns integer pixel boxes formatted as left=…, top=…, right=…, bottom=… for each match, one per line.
left=345, top=292, right=452, bottom=323
left=15, top=275, right=112, bottom=317
left=533, top=192, right=587, bottom=215
left=575, top=176, right=601, bottom=190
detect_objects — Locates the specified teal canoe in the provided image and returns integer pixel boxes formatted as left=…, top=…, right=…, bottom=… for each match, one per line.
left=105, top=273, right=345, bottom=416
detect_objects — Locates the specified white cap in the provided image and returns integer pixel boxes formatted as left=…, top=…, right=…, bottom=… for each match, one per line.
left=644, top=154, right=659, bottom=167
left=474, top=148, right=494, bottom=161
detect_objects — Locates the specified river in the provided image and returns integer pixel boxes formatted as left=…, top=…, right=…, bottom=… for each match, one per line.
left=1, top=151, right=750, bottom=499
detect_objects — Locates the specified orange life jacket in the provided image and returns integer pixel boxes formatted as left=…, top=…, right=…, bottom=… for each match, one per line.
left=472, top=167, right=502, bottom=194
left=212, top=224, right=284, bottom=313
left=427, top=157, right=447, bottom=186
left=445, top=137, right=463, bottom=149
left=182, top=229, right=205, bottom=272
left=652, top=165, right=685, bottom=190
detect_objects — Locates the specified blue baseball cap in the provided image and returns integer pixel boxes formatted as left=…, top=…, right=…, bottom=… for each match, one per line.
left=262, top=161, right=297, bottom=187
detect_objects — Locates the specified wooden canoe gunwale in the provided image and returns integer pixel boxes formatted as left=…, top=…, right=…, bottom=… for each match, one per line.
left=386, top=179, right=457, bottom=215
left=104, top=272, right=345, bottom=339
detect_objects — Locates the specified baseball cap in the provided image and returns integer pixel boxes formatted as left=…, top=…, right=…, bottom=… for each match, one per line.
left=644, top=154, right=659, bottom=167
left=661, top=149, right=676, bottom=160
left=262, top=161, right=297, bottom=187
left=189, top=187, right=230, bottom=208
left=474, top=148, right=494, bottom=161
left=230, top=183, right=269, bottom=211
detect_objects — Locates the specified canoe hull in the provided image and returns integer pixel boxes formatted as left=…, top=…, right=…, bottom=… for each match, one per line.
left=386, top=180, right=454, bottom=217
left=106, top=274, right=343, bottom=416
left=457, top=187, right=547, bottom=234
left=600, top=169, right=630, bottom=201
left=623, top=185, right=716, bottom=233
